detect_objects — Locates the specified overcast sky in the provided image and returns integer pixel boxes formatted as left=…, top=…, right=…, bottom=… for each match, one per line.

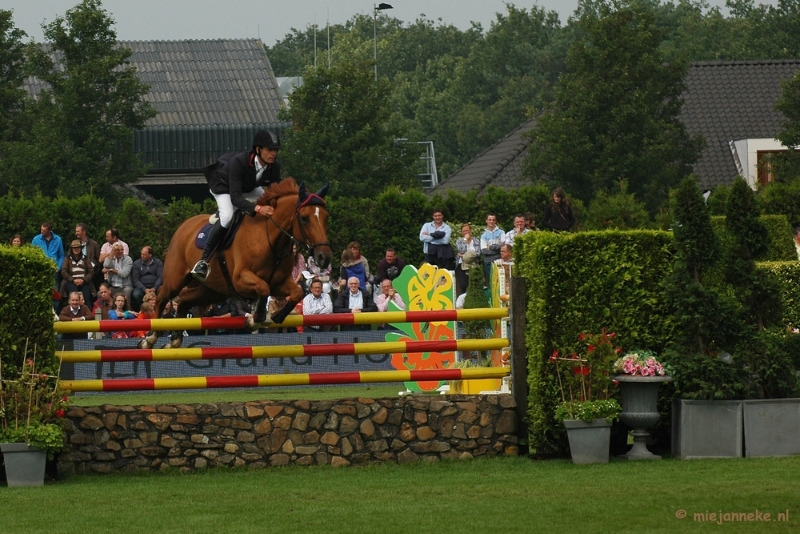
left=5, top=0, right=745, bottom=46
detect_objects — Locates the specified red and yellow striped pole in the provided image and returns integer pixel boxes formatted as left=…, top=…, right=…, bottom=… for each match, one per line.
left=53, top=308, right=509, bottom=334
left=58, top=338, right=509, bottom=363
left=60, top=367, right=510, bottom=392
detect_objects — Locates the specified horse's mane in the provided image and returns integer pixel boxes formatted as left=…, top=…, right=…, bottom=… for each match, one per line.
left=257, top=178, right=299, bottom=206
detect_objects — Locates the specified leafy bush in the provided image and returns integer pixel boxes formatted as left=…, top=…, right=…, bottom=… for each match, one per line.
left=0, top=245, right=57, bottom=375
left=515, top=229, right=673, bottom=456
left=583, top=181, right=651, bottom=230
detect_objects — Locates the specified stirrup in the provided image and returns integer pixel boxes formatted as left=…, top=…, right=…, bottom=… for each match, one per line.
left=191, top=260, right=209, bottom=280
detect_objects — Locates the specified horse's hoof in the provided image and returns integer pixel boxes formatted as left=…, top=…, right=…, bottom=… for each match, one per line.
left=169, top=332, right=184, bottom=349
left=138, top=331, right=157, bottom=349
left=271, top=310, right=288, bottom=324
left=245, top=316, right=257, bottom=332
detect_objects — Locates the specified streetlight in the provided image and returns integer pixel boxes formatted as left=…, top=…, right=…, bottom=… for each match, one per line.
left=374, top=3, right=393, bottom=81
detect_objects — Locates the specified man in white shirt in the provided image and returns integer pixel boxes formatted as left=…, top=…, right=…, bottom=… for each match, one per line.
left=303, top=279, right=333, bottom=331
left=333, top=276, right=378, bottom=331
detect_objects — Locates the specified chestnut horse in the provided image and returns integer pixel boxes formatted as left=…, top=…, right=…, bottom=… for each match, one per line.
left=141, top=179, right=332, bottom=348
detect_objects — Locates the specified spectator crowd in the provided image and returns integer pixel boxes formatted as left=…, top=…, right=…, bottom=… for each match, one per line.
left=8, top=188, right=577, bottom=337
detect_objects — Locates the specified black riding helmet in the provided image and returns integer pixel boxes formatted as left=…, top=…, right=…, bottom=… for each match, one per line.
left=252, top=130, right=281, bottom=151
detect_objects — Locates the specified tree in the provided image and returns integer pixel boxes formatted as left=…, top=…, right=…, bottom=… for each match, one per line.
left=0, top=0, right=156, bottom=198
left=663, top=176, right=745, bottom=400
left=524, top=0, right=702, bottom=213
left=0, top=11, right=30, bottom=169
left=280, top=59, right=419, bottom=198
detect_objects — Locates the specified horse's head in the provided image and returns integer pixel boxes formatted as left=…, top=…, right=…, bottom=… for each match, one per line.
left=295, top=182, right=332, bottom=269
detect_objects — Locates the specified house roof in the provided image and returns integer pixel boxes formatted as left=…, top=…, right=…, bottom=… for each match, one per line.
left=680, top=59, right=800, bottom=189
left=25, top=39, right=286, bottom=171
left=432, top=60, right=800, bottom=194
left=429, top=117, right=536, bottom=196
left=125, top=39, right=284, bottom=128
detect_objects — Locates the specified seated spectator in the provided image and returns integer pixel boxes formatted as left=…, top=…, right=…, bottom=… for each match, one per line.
left=9, top=233, right=23, bottom=246
left=376, top=248, right=407, bottom=284
left=334, top=276, right=377, bottom=331
left=339, top=248, right=367, bottom=292
left=455, top=223, right=480, bottom=297
left=131, top=246, right=163, bottom=312
left=58, top=292, right=93, bottom=339
left=495, top=244, right=514, bottom=298
left=524, top=212, right=540, bottom=232
left=303, top=279, right=333, bottom=331
left=109, top=294, right=137, bottom=338
left=130, top=302, right=158, bottom=338
left=142, top=291, right=157, bottom=308
left=103, top=243, right=133, bottom=305
left=74, top=223, right=101, bottom=291
left=375, top=279, right=405, bottom=312
left=290, top=243, right=307, bottom=292
left=307, top=254, right=332, bottom=292
left=162, top=298, right=179, bottom=318
left=92, top=283, right=114, bottom=320
left=61, top=239, right=94, bottom=309
left=204, top=300, right=237, bottom=335
left=348, top=241, right=371, bottom=285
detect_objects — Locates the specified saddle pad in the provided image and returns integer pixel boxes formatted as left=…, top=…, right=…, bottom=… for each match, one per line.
left=194, top=211, right=244, bottom=250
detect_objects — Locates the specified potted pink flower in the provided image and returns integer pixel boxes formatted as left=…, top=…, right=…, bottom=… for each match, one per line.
left=612, top=350, right=672, bottom=460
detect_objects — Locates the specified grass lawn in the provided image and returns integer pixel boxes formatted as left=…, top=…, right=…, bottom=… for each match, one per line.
left=2, top=456, right=798, bottom=533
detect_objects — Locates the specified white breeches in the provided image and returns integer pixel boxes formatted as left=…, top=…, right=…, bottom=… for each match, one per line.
left=211, top=188, right=264, bottom=228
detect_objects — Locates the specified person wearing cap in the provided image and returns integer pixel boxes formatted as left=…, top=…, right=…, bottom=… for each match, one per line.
left=61, top=239, right=95, bottom=307
left=191, top=129, right=283, bottom=280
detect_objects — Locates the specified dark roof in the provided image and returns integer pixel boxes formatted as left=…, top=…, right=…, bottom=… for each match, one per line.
left=680, top=59, right=800, bottom=189
left=433, top=60, right=800, bottom=194
left=25, top=39, right=286, bottom=171
left=124, top=39, right=283, bottom=128
left=429, top=118, right=536, bottom=195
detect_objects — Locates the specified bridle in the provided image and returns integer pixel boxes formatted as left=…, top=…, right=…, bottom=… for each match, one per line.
left=263, top=192, right=330, bottom=261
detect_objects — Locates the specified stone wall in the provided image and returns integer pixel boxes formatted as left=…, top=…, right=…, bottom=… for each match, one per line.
left=58, top=394, right=518, bottom=474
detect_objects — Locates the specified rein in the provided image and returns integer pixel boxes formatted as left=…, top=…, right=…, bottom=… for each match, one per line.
left=259, top=194, right=330, bottom=287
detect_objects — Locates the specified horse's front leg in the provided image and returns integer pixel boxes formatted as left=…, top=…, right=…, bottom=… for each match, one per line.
left=270, top=278, right=305, bottom=325
left=235, top=270, right=272, bottom=324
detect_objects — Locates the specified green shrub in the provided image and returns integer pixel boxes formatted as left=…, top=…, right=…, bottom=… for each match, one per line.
left=0, top=245, right=57, bottom=375
left=583, top=181, right=651, bottom=230
left=711, top=214, right=795, bottom=262
left=515, top=229, right=673, bottom=456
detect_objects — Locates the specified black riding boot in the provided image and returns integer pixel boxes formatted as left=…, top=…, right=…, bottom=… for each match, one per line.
left=191, top=221, right=225, bottom=280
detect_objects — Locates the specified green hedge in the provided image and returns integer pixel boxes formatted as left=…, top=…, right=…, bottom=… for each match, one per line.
left=710, top=214, right=794, bottom=261
left=0, top=192, right=211, bottom=260
left=759, top=261, right=800, bottom=328
left=515, top=230, right=674, bottom=456
left=0, top=245, right=57, bottom=375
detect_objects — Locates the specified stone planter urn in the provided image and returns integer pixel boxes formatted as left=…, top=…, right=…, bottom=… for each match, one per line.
left=615, top=375, right=672, bottom=460
left=1, top=443, right=47, bottom=487
left=563, top=419, right=612, bottom=464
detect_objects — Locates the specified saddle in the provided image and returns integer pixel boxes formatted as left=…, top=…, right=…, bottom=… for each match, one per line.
left=194, top=210, right=245, bottom=250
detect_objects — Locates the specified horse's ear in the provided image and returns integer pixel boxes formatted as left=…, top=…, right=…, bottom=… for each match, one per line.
left=298, top=182, right=308, bottom=201
left=315, top=183, right=330, bottom=198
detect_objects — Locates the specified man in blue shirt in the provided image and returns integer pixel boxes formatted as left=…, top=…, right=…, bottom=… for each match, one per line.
left=32, top=222, right=65, bottom=309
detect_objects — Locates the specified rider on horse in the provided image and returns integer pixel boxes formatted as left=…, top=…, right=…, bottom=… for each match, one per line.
left=191, top=130, right=282, bottom=280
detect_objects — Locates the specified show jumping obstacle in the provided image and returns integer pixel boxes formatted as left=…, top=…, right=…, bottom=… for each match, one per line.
left=56, top=308, right=511, bottom=392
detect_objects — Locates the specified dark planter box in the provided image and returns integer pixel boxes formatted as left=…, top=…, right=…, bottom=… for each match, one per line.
left=672, top=399, right=743, bottom=459
left=743, top=399, right=800, bottom=457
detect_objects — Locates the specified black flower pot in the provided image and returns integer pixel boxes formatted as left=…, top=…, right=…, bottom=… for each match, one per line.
left=615, top=375, right=672, bottom=460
